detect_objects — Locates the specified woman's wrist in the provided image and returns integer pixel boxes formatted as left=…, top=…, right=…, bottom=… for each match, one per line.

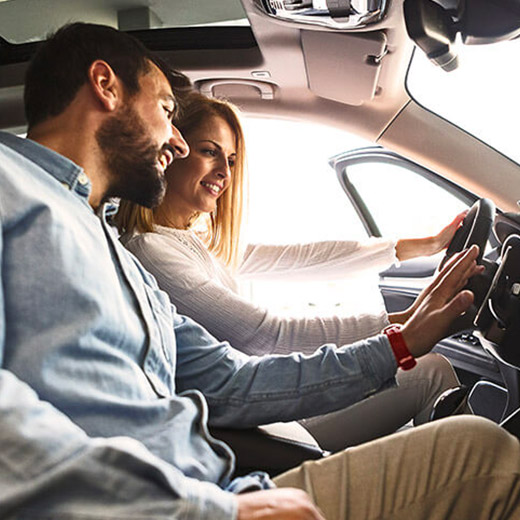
left=395, top=237, right=436, bottom=262
left=388, top=311, right=409, bottom=324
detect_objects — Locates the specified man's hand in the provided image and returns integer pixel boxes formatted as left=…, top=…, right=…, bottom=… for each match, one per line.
left=390, top=239, right=480, bottom=325
left=236, top=488, right=325, bottom=520
left=401, top=244, right=483, bottom=358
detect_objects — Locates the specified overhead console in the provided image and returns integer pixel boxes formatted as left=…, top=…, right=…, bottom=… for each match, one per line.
left=253, top=0, right=388, bottom=30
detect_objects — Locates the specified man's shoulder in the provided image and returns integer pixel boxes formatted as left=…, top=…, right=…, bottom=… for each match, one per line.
left=0, top=131, right=80, bottom=184
left=0, top=132, right=28, bottom=162
left=0, top=132, right=49, bottom=180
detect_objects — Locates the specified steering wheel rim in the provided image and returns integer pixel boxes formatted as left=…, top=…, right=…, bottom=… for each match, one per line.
left=439, top=198, right=495, bottom=271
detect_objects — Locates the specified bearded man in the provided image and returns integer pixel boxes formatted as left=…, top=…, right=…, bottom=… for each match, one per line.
left=1, top=22, right=520, bottom=520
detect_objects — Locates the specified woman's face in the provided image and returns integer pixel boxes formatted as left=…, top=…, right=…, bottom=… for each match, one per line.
left=162, top=115, right=236, bottom=224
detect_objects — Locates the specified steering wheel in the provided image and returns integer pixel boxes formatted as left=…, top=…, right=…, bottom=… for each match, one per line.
left=439, top=198, right=496, bottom=333
left=439, top=198, right=495, bottom=271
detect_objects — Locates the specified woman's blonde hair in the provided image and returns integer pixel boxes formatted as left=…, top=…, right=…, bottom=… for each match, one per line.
left=115, top=92, right=247, bottom=269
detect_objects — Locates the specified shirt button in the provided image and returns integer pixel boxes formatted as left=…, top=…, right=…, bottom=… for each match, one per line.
left=77, top=172, right=89, bottom=185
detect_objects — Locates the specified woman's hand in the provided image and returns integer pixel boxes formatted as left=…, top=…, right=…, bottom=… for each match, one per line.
left=389, top=211, right=469, bottom=324
left=395, top=211, right=467, bottom=262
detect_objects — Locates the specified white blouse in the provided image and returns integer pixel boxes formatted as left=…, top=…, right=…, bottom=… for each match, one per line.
left=122, top=227, right=398, bottom=356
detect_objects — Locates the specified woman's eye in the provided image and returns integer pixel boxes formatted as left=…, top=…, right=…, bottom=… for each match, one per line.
left=202, top=148, right=217, bottom=157
left=228, top=158, right=236, bottom=168
left=163, top=107, right=174, bottom=120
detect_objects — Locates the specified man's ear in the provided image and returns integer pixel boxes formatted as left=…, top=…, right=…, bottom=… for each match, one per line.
left=88, top=60, right=123, bottom=112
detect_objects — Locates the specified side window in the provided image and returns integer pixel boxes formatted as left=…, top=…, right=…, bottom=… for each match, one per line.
left=243, top=118, right=369, bottom=245
left=343, top=159, right=469, bottom=239
left=240, top=118, right=382, bottom=315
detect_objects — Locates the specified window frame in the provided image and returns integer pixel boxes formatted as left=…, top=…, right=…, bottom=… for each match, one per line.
left=330, top=146, right=479, bottom=238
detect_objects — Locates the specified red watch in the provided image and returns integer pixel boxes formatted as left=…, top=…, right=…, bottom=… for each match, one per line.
left=383, top=324, right=417, bottom=371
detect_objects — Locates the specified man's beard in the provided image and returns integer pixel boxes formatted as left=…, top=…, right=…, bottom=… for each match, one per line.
left=96, top=104, right=167, bottom=208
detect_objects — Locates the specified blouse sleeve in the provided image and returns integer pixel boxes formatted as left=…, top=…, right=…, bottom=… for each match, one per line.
left=238, top=238, right=398, bottom=281
left=124, top=233, right=390, bottom=357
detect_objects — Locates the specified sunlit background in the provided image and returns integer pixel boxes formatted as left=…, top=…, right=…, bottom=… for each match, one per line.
left=239, top=38, right=520, bottom=316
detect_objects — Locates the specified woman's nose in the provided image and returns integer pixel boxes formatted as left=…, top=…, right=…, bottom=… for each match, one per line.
left=216, top=159, right=231, bottom=180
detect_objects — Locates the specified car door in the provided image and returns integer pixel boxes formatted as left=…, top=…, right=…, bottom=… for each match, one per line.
left=330, top=146, right=515, bottom=420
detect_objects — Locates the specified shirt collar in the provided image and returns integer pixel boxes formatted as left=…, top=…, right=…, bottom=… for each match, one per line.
left=0, top=131, right=92, bottom=200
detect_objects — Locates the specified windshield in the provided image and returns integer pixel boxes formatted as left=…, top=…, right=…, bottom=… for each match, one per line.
left=0, top=0, right=248, bottom=43
left=407, top=38, right=520, bottom=166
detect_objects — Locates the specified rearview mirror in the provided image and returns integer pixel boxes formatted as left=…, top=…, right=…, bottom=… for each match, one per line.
left=404, top=0, right=520, bottom=71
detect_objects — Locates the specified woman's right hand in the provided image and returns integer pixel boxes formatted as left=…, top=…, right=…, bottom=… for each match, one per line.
left=395, top=211, right=467, bottom=262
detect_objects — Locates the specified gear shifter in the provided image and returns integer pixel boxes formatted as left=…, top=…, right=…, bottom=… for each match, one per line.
left=430, top=385, right=472, bottom=421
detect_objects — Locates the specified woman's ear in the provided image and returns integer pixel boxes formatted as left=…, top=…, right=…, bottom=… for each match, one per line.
left=88, top=60, right=122, bottom=112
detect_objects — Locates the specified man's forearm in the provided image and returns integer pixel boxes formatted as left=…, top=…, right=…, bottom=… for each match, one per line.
left=0, top=369, right=236, bottom=520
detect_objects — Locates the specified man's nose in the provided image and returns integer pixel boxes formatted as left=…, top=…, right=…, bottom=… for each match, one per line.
left=169, top=124, right=189, bottom=159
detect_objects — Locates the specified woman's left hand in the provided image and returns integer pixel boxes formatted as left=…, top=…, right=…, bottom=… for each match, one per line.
left=395, top=211, right=467, bottom=262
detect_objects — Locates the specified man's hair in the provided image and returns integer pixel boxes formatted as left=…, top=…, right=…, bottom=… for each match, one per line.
left=24, top=22, right=166, bottom=128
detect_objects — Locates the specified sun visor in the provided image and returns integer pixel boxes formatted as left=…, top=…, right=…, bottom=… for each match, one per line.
left=301, top=30, right=386, bottom=105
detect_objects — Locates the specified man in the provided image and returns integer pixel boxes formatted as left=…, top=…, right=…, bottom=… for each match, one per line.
left=0, top=22, right=519, bottom=519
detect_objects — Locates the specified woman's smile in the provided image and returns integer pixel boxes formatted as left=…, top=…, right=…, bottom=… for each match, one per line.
left=200, top=180, right=224, bottom=196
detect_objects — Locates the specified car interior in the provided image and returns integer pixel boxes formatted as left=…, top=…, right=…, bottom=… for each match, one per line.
left=1, top=0, right=520, bottom=475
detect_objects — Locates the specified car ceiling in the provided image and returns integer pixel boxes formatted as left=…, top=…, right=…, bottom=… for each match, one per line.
left=1, top=0, right=519, bottom=212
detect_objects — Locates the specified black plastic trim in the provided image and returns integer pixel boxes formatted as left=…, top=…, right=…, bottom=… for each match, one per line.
left=433, top=338, right=502, bottom=383
left=0, top=26, right=258, bottom=65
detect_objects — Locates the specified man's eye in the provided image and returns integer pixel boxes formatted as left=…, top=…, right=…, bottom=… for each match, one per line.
left=163, top=107, right=174, bottom=120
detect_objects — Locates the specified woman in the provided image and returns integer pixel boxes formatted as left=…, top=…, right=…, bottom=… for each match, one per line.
left=115, top=92, right=468, bottom=450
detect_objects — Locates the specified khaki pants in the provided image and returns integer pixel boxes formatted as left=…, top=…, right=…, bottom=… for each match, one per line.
left=274, top=416, right=520, bottom=519
left=300, top=353, right=463, bottom=451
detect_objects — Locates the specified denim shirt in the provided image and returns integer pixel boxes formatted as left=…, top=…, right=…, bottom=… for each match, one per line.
left=0, top=132, right=398, bottom=518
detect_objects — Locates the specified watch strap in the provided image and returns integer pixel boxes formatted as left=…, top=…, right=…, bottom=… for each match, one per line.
left=383, top=324, right=417, bottom=371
